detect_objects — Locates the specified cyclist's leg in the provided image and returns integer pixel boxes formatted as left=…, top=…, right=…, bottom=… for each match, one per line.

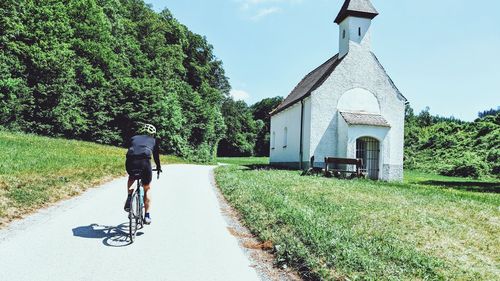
left=124, top=179, right=134, bottom=212
left=143, top=183, right=151, bottom=213
left=141, top=160, right=153, bottom=223
left=142, top=162, right=153, bottom=212
left=127, top=177, right=135, bottom=193
left=125, top=158, right=140, bottom=211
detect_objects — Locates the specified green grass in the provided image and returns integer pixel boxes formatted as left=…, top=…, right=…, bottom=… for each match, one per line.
left=215, top=164, right=500, bottom=280
left=0, top=131, right=186, bottom=226
left=217, top=157, right=269, bottom=166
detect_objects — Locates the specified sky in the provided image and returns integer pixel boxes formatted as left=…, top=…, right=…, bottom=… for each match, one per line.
left=146, top=0, right=500, bottom=121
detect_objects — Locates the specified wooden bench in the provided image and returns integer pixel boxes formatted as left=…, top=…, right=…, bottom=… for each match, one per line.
left=324, top=157, right=365, bottom=179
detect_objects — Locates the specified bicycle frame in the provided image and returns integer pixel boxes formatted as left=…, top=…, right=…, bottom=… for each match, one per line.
left=128, top=169, right=159, bottom=243
left=128, top=179, right=145, bottom=242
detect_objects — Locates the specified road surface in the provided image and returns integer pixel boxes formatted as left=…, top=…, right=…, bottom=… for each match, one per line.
left=0, top=165, right=261, bottom=281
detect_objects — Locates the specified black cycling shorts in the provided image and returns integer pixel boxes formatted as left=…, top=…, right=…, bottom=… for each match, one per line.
left=125, top=158, right=152, bottom=185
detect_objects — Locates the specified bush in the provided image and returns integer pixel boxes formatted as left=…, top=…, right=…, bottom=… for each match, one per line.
left=185, top=143, right=216, bottom=163
left=439, top=153, right=488, bottom=178
left=487, top=149, right=500, bottom=176
left=405, top=107, right=499, bottom=178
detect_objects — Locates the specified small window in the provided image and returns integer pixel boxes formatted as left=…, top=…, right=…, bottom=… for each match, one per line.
left=272, top=132, right=276, bottom=149
left=358, top=27, right=361, bottom=36
left=342, top=30, right=346, bottom=39
left=283, top=127, right=288, bottom=148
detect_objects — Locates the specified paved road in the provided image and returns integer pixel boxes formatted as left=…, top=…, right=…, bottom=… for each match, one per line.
left=0, top=165, right=260, bottom=281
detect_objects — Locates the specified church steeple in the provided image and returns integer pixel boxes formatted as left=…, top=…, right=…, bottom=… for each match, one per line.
left=335, top=0, right=378, bottom=24
left=335, top=0, right=379, bottom=58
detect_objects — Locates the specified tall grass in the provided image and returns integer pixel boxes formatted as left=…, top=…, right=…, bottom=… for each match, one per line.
left=0, top=131, right=185, bottom=226
left=217, top=157, right=269, bottom=166
left=215, top=165, right=499, bottom=280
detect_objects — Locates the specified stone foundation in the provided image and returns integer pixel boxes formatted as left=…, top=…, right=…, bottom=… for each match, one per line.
left=382, top=164, right=403, bottom=182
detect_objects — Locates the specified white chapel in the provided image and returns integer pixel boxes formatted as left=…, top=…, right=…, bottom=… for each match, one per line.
left=269, top=0, right=407, bottom=181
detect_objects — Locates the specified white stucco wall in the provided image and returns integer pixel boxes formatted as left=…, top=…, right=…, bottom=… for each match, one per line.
left=338, top=88, right=380, bottom=114
left=309, top=35, right=406, bottom=181
left=337, top=113, right=349, bottom=159
left=270, top=97, right=312, bottom=168
left=339, top=17, right=372, bottom=58
left=269, top=101, right=302, bottom=166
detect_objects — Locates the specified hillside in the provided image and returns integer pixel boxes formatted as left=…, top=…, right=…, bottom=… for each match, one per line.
left=0, top=131, right=185, bottom=227
left=405, top=108, right=500, bottom=178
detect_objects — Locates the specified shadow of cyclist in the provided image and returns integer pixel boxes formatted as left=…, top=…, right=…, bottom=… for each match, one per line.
left=72, top=223, right=144, bottom=247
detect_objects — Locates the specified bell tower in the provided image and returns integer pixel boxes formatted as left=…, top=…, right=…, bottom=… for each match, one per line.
left=335, top=0, right=379, bottom=58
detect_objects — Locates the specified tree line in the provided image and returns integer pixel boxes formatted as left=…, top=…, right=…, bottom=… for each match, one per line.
left=0, top=0, right=233, bottom=161
left=0, top=0, right=285, bottom=160
left=2, top=1, right=497, bottom=173
left=405, top=106, right=499, bottom=178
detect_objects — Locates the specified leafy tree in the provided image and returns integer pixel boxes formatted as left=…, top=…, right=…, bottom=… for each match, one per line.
left=218, top=98, right=263, bottom=157
left=0, top=0, right=230, bottom=161
left=405, top=105, right=499, bottom=178
left=250, top=96, right=283, bottom=156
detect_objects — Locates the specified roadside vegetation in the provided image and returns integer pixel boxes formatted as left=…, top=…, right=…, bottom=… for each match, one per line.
left=0, top=131, right=185, bottom=227
left=405, top=108, right=499, bottom=178
left=217, top=157, right=269, bottom=166
left=215, top=161, right=499, bottom=280
left=0, top=0, right=230, bottom=162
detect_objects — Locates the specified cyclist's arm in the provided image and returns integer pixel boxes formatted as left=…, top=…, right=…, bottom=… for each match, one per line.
left=153, top=139, right=161, bottom=171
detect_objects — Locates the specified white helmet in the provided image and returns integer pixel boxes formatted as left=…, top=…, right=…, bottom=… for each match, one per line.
left=140, top=123, right=157, bottom=136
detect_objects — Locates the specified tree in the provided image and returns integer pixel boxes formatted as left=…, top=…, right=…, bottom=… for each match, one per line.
left=478, top=107, right=500, bottom=118
left=218, top=98, right=263, bottom=157
left=0, top=0, right=231, bottom=161
left=404, top=105, right=499, bottom=178
left=250, top=97, right=283, bottom=156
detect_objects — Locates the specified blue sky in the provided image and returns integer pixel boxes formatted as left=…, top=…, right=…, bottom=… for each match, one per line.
left=146, top=0, right=500, bottom=121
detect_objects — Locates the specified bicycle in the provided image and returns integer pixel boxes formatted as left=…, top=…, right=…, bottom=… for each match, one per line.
left=128, top=168, right=160, bottom=243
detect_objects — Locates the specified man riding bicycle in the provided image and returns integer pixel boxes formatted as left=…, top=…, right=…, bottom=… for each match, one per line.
left=124, top=123, right=162, bottom=225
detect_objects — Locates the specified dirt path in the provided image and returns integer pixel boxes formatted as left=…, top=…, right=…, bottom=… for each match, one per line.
left=0, top=165, right=261, bottom=281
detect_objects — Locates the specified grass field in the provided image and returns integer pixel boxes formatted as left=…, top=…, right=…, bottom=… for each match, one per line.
left=217, top=157, right=270, bottom=166
left=215, top=160, right=500, bottom=280
left=0, top=131, right=186, bottom=227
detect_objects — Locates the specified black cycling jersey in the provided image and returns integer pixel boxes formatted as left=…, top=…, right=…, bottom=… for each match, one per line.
left=126, top=135, right=161, bottom=169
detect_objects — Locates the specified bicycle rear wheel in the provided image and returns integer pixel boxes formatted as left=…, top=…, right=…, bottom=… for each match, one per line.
left=138, top=200, right=144, bottom=229
left=137, top=188, right=144, bottom=229
left=128, top=191, right=139, bottom=242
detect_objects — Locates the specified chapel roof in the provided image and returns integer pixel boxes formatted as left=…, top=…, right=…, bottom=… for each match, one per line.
left=271, top=54, right=343, bottom=115
left=340, top=111, right=391, bottom=127
left=270, top=52, right=406, bottom=116
left=334, top=0, right=379, bottom=24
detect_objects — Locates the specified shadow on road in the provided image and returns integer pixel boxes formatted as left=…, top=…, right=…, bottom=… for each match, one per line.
left=72, top=223, right=144, bottom=247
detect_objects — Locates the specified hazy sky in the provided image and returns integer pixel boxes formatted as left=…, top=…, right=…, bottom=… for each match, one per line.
left=146, top=0, right=500, bottom=121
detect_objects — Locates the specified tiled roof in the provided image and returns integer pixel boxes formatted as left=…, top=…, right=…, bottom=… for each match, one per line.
left=340, top=111, right=391, bottom=127
left=334, top=0, right=379, bottom=24
left=271, top=54, right=342, bottom=115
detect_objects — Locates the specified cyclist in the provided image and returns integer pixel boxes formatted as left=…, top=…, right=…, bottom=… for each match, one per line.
left=124, top=123, right=162, bottom=225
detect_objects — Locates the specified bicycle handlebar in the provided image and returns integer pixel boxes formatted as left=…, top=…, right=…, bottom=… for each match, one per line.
left=152, top=168, right=161, bottom=179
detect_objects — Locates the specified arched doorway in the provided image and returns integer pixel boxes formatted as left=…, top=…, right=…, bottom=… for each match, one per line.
left=356, top=137, right=380, bottom=180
